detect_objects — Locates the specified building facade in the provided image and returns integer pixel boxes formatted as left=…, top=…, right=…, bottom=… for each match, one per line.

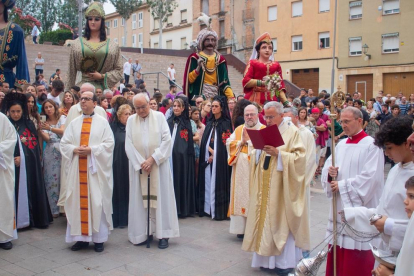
left=337, top=0, right=414, bottom=101
left=105, top=5, right=151, bottom=49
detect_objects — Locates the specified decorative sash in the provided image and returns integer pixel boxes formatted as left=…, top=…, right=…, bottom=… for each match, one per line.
left=79, top=117, right=92, bottom=235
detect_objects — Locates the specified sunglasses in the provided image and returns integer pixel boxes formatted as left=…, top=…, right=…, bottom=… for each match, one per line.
left=87, top=17, right=101, bottom=22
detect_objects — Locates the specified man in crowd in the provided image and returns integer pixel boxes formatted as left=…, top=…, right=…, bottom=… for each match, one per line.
left=194, top=95, right=204, bottom=109
left=395, top=92, right=404, bottom=105
left=126, top=93, right=179, bottom=249
left=167, top=63, right=176, bottom=86
left=374, top=94, right=384, bottom=113
left=353, top=99, right=369, bottom=129
left=391, top=105, right=401, bottom=118
left=242, top=102, right=309, bottom=275
left=34, top=52, right=44, bottom=76
left=95, top=88, right=103, bottom=97
left=123, top=58, right=132, bottom=84
left=70, top=86, right=80, bottom=98
left=35, top=84, right=47, bottom=113
left=165, top=85, right=177, bottom=101
left=0, top=112, right=17, bottom=250
left=132, top=59, right=142, bottom=81
left=376, top=104, right=392, bottom=126
left=47, top=79, right=64, bottom=106
left=31, top=24, right=39, bottom=44
left=399, top=96, right=410, bottom=115
left=50, top=69, right=62, bottom=84
left=227, top=104, right=264, bottom=239
left=321, top=107, right=384, bottom=276
left=60, top=91, right=114, bottom=253
left=305, top=88, right=315, bottom=106
left=2, top=82, right=9, bottom=92
left=183, top=25, right=234, bottom=100
left=299, top=89, right=307, bottom=107
left=134, top=73, right=145, bottom=89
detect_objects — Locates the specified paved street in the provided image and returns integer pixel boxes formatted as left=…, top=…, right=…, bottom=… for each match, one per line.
left=0, top=190, right=330, bottom=276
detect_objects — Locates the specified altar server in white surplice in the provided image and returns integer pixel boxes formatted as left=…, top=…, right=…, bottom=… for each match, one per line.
left=0, top=112, right=17, bottom=250
left=321, top=107, right=384, bottom=276
left=343, top=117, right=414, bottom=261
left=126, top=93, right=179, bottom=250
left=60, top=91, right=114, bottom=253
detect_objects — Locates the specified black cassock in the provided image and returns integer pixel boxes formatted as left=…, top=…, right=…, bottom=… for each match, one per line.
left=198, top=117, right=232, bottom=221
left=111, top=121, right=129, bottom=228
left=12, top=117, right=52, bottom=228
left=167, top=115, right=196, bottom=218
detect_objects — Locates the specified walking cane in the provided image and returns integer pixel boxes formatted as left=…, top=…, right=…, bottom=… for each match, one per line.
left=329, top=88, right=345, bottom=276
left=146, top=173, right=151, bottom=248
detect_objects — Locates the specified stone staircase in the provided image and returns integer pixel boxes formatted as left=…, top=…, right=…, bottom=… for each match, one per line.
left=25, top=44, right=244, bottom=96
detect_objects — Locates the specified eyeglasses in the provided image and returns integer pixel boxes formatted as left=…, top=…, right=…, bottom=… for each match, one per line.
left=264, top=115, right=276, bottom=120
left=244, top=113, right=258, bottom=117
left=134, top=105, right=148, bottom=110
left=87, top=17, right=101, bottom=22
left=80, top=97, right=93, bottom=102
left=338, top=119, right=356, bottom=125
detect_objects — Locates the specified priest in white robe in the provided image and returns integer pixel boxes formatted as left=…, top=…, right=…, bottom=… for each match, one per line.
left=242, top=102, right=309, bottom=275
left=126, top=93, right=179, bottom=249
left=343, top=117, right=414, bottom=262
left=0, top=112, right=17, bottom=250
left=321, top=107, right=384, bottom=276
left=60, top=91, right=114, bottom=253
left=58, top=83, right=108, bottom=210
left=226, top=104, right=264, bottom=238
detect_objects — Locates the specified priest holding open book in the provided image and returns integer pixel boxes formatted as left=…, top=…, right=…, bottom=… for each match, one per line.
left=242, top=101, right=309, bottom=275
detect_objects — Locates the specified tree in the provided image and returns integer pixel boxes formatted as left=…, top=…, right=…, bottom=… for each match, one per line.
left=109, top=0, right=143, bottom=47
left=15, top=0, right=37, bottom=16
left=36, top=0, right=60, bottom=32
left=146, top=0, right=178, bottom=49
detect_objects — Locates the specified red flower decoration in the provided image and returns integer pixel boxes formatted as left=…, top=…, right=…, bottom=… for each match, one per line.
left=180, top=129, right=189, bottom=142
left=222, top=129, right=231, bottom=145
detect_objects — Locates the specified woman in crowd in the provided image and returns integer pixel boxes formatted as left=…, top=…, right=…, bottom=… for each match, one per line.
left=38, top=100, right=65, bottom=218
left=98, top=96, right=112, bottom=121
left=1, top=93, right=52, bottom=228
left=25, top=94, right=40, bottom=130
left=66, top=2, right=122, bottom=90
left=200, top=100, right=211, bottom=124
left=111, top=104, right=132, bottom=228
left=168, top=98, right=197, bottom=218
left=231, top=99, right=251, bottom=129
left=110, top=96, right=129, bottom=121
left=227, top=98, right=236, bottom=118
left=365, top=100, right=380, bottom=137
left=198, top=96, right=232, bottom=221
left=190, top=106, right=205, bottom=185
left=25, top=85, right=36, bottom=98
left=59, top=91, right=76, bottom=117
left=149, top=98, right=158, bottom=111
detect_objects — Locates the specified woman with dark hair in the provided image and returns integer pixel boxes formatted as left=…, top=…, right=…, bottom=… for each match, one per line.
left=242, top=32, right=288, bottom=106
left=1, top=93, right=52, bottom=229
left=198, top=96, right=232, bottom=221
left=25, top=93, right=40, bottom=130
left=38, top=100, right=65, bottom=218
left=66, top=2, right=122, bottom=90
left=0, top=1, right=30, bottom=88
left=167, top=98, right=197, bottom=218
left=59, top=91, right=75, bottom=117
left=231, top=99, right=251, bottom=129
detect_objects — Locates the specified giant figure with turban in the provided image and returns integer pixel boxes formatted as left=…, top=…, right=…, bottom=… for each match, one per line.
left=0, top=0, right=30, bottom=88
left=183, top=16, right=234, bottom=102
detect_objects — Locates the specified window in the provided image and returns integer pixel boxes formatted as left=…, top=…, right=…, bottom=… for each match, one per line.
left=138, top=12, right=143, bottom=28
left=319, top=0, right=330, bottom=12
left=167, top=14, right=173, bottom=26
left=113, top=19, right=118, bottom=28
left=319, top=32, right=330, bottom=49
left=219, top=20, right=225, bottom=38
left=181, top=9, right=187, bottom=23
left=121, top=18, right=125, bottom=26
left=105, top=22, right=110, bottom=35
left=166, top=40, right=172, bottom=49
left=122, top=36, right=126, bottom=47
left=382, top=33, right=399, bottom=53
left=154, top=18, right=160, bottom=30
left=202, top=0, right=209, bottom=15
left=132, top=14, right=137, bottom=29
left=181, top=37, right=187, bottom=49
left=349, top=37, right=362, bottom=56
left=114, top=38, right=118, bottom=44
left=138, top=33, right=143, bottom=48
left=292, top=1, right=303, bottom=17
left=154, top=42, right=159, bottom=48
left=383, top=0, right=399, bottom=15
left=349, top=1, right=362, bottom=19
left=292, top=35, right=303, bottom=51
left=132, top=34, right=136, bottom=47
left=220, top=0, right=225, bottom=11
left=272, top=38, right=277, bottom=53
left=268, top=6, right=277, bottom=21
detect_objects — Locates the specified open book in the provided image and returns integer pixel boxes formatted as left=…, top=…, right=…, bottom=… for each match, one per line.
left=246, top=124, right=284, bottom=150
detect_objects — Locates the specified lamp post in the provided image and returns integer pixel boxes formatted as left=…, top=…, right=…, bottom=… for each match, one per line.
left=77, top=0, right=84, bottom=35
left=362, top=43, right=371, bottom=59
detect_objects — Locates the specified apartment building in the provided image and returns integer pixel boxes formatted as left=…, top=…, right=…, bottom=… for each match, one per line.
left=337, top=0, right=414, bottom=100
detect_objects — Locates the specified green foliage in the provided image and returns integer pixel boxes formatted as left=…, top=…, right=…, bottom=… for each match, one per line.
left=109, top=0, right=143, bottom=20
left=147, top=0, right=178, bottom=23
left=39, top=29, right=73, bottom=45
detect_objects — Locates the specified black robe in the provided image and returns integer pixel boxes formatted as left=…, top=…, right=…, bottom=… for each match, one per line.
left=11, top=117, right=52, bottom=228
left=198, top=116, right=232, bottom=221
left=167, top=115, right=196, bottom=218
left=110, top=121, right=129, bottom=228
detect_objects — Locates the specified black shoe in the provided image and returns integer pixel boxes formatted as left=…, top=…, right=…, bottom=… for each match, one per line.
left=136, top=235, right=153, bottom=246
left=237, top=234, right=244, bottom=239
left=0, top=241, right=12, bottom=250
left=71, top=241, right=89, bottom=251
left=94, top=242, right=104, bottom=252
left=158, top=238, right=169, bottom=249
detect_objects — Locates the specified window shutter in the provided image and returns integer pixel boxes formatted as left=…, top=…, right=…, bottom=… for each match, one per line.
left=319, top=0, right=330, bottom=12
left=268, top=6, right=277, bottom=21
left=292, top=1, right=303, bottom=17
left=272, top=38, right=277, bottom=53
